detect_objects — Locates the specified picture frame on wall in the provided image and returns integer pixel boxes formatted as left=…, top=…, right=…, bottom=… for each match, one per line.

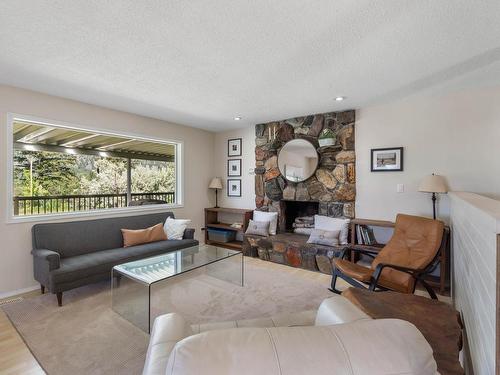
left=371, top=147, right=404, bottom=172
left=228, top=138, right=242, bottom=157
left=227, top=179, right=241, bottom=197
left=227, top=159, right=242, bottom=177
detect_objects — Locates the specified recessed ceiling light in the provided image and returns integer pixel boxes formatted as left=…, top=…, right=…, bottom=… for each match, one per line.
left=335, top=96, right=345, bottom=101
left=234, top=116, right=242, bottom=121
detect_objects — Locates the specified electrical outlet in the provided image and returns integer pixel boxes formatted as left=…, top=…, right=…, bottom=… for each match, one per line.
left=397, top=184, right=404, bottom=193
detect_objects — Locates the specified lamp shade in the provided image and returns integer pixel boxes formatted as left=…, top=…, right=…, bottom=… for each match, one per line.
left=418, top=174, right=448, bottom=193
left=209, top=177, right=223, bottom=189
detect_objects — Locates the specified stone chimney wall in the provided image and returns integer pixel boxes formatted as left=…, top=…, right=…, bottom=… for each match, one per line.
left=254, top=110, right=355, bottom=232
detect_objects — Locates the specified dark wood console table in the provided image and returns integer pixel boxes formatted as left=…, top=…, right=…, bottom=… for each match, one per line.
left=343, top=288, right=463, bottom=375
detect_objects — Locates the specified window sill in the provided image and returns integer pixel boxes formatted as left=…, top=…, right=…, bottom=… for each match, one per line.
left=5, top=203, right=185, bottom=224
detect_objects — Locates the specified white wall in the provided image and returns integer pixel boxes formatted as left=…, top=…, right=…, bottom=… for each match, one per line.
left=449, top=192, right=499, bottom=375
left=0, top=85, right=215, bottom=297
left=356, top=85, right=500, bottom=222
left=214, top=85, right=500, bottom=222
left=214, top=126, right=255, bottom=210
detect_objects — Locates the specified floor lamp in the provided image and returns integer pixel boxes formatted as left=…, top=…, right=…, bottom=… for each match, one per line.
left=418, top=174, right=448, bottom=219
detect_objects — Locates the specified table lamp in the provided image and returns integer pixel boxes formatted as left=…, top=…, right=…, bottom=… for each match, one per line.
left=418, top=174, right=448, bottom=219
left=208, top=177, right=223, bottom=208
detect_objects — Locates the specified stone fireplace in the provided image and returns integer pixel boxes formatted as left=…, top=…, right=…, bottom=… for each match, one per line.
left=254, top=110, right=355, bottom=231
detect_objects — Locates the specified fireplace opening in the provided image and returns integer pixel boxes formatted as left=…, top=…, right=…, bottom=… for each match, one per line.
left=283, top=201, right=319, bottom=232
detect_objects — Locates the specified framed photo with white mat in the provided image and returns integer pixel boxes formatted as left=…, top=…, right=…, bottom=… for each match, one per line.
left=227, top=159, right=242, bottom=176
left=227, top=179, right=241, bottom=197
left=371, top=147, right=403, bottom=172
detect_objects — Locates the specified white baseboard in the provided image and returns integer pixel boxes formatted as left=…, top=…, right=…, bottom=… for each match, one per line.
left=0, top=285, right=39, bottom=300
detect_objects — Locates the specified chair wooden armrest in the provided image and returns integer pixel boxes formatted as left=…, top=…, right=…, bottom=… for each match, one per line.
left=370, top=263, right=437, bottom=299
left=344, top=246, right=379, bottom=259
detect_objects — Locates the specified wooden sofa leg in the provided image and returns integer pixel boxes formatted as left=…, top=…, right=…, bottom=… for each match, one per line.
left=56, top=292, right=63, bottom=306
left=40, top=285, right=45, bottom=294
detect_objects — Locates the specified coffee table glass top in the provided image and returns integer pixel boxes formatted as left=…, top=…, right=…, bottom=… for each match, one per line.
left=113, top=244, right=241, bottom=285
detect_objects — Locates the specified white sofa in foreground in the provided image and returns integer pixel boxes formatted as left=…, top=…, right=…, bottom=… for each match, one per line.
left=143, top=295, right=437, bottom=375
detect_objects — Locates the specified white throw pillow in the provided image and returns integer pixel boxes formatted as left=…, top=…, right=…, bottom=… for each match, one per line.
left=164, top=217, right=191, bottom=240
left=314, top=215, right=350, bottom=245
left=253, top=211, right=278, bottom=235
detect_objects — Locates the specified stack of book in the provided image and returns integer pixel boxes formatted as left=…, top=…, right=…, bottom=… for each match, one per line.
left=356, top=225, right=377, bottom=246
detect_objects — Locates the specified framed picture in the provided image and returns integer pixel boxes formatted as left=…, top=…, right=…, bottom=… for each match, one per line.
left=227, top=159, right=242, bottom=177
left=228, top=138, right=242, bottom=157
left=227, top=179, right=241, bottom=197
left=371, top=147, right=404, bottom=172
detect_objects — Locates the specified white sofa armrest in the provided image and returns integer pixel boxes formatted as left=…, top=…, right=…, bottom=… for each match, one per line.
left=142, top=313, right=193, bottom=375
left=315, top=295, right=371, bottom=326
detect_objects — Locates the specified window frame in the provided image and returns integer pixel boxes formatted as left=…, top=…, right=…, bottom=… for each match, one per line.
left=5, top=113, right=184, bottom=224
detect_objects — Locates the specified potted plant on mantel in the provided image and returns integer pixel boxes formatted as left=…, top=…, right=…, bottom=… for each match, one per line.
left=318, top=128, right=336, bottom=147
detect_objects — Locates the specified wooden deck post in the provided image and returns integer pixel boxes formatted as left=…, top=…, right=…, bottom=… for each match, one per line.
left=126, top=158, right=132, bottom=206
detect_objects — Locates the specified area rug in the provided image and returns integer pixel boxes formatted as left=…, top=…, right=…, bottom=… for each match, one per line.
left=2, top=259, right=333, bottom=375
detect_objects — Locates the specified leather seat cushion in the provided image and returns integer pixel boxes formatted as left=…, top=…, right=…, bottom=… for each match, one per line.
left=334, top=259, right=372, bottom=282
left=334, top=259, right=414, bottom=293
left=51, top=239, right=198, bottom=284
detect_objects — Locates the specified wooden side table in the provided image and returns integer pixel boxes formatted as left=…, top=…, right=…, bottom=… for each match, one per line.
left=343, top=288, right=463, bottom=375
left=204, top=207, right=253, bottom=250
left=350, top=218, right=451, bottom=295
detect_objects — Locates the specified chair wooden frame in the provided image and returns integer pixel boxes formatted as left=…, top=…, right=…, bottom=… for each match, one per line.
left=329, top=246, right=440, bottom=300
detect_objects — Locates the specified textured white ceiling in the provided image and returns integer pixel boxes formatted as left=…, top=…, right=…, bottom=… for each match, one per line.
left=1, top=1, right=500, bottom=131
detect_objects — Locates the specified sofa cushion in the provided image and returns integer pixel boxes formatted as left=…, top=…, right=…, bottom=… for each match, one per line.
left=165, top=319, right=437, bottom=375
left=33, top=212, right=175, bottom=258
left=50, top=239, right=198, bottom=284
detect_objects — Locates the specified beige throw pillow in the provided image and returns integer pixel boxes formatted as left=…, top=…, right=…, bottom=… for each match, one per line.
left=307, top=229, right=341, bottom=247
left=245, top=220, right=270, bottom=237
left=121, top=223, right=167, bottom=247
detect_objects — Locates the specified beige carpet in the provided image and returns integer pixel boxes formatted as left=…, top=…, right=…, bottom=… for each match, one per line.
left=2, top=259, right=333, bottom=375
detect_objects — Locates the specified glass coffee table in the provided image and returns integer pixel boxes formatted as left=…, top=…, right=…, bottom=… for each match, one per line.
left=111, top=244, right=243, bottom=332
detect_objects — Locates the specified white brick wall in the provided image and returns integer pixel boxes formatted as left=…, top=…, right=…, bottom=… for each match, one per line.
left=450, top=192, right=499, bottom=375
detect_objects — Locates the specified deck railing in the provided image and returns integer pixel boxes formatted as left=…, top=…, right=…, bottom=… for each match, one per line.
left=13, top=192, right=175, bottom=216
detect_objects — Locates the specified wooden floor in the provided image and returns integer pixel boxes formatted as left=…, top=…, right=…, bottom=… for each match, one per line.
left=0, top=290, right=45, bottom=375
left=0, top=257, right=449, bottom=374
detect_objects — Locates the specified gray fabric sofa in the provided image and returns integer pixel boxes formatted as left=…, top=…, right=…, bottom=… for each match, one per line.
left=32, top=212, right=197, bottom=306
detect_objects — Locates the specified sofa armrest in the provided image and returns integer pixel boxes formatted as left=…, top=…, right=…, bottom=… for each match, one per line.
left=32, top=248, right=60, bottom=271
left=183, top=228, right=195, bottom=240
left=315, top=295, right=371, bottom=326
left=143, top=313, right=193, bottom=375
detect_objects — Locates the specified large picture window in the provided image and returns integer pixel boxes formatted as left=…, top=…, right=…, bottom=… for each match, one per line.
left=9, top=116, right=182, bottom=219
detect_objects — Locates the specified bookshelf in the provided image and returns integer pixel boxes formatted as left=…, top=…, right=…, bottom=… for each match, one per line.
left=204, top=207, right=253, bottom=250
left=350, top=218, right=393, bottom=251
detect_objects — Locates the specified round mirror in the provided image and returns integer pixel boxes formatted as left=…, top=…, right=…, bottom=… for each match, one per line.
left=278, top=139, right=319, bottom=182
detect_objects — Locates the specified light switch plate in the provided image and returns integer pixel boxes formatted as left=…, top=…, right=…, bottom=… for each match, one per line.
left=397, top=183, right=404, bottom=193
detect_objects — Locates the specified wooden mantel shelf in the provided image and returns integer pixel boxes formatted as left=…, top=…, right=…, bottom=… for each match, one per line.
left=205, top=207, right=253, bottom=214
